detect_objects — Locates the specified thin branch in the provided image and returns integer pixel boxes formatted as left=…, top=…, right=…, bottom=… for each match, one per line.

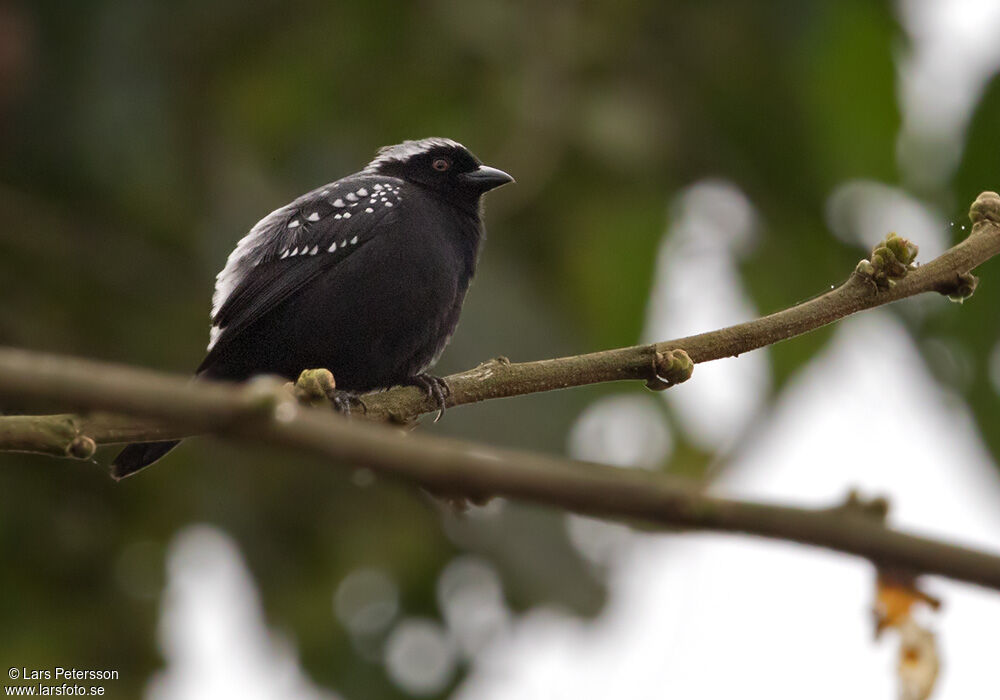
left=0, top=190, right=996, bottom=448
left=0, top=190, right=997, bottom=451
left=1, top=347, right=1000, bottom=591
left=16, top=190, right=997, bottom=447
left=359, top=190, right=1000, bottom=421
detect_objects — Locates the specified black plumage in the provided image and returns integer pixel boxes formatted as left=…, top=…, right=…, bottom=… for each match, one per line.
left=112, top=138, right=513, bottom=478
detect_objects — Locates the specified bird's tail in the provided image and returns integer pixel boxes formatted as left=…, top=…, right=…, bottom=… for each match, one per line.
left=111, top=440, right=181, bottom=480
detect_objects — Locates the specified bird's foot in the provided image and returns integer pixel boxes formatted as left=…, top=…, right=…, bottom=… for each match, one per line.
left=405, top=373, right=451, bottom=422
left=331, top=390, right=367, bottom=417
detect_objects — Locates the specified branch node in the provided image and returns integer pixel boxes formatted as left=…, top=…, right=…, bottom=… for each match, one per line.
left=831, top=489, right=890, bottom=523
left=480, top=356, right=512, bottom=373
left=646, top=349, right=693, bottom=391
left=969, top=190, right=1000, bottom=227
left=935, top=271, right=979, bottom=303
left=465, top=356, right=513, bottom=385
left=866, top=232, right=919, bottom=290
left=65, top=435, right=96, bottom=460
left=292, top=368, right=337, bottom=407
left=854, top=258, right=875, bottom=278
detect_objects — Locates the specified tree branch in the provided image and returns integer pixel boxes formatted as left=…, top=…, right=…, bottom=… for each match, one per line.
left=2, top=193, right=1000, bottom=589
left=360, top=190, right=1000, bottom=421
left=3, top=191, right=998, bottom=447
left=1, top=346, right=1000, bottom=591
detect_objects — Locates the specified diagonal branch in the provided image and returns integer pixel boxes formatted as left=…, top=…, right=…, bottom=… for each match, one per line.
left=7, top=190, right=996, bottom=450
left=360, top=190, right=1000, bottom=421
left=0, top=346, right=999, bottom=591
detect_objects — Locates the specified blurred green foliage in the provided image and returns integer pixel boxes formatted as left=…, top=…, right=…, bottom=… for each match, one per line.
left=1, top=0, right=998, bottom=697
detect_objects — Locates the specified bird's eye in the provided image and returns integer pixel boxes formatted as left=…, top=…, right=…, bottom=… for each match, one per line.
left=432, top=158, right=451, bottom=172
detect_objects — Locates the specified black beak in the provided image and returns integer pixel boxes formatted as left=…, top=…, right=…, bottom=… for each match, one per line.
left=459, top=165, right=515, bottom=192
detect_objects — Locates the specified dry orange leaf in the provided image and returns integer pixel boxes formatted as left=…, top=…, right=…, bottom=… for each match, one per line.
left=873, top=572, right=942, bottom=700
left=897, top=619, right=940, bottom=700
left=873, top=573, right=941, bottom=638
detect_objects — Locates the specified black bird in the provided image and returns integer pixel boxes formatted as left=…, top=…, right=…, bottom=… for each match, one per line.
left=112, top=138, right=513, bottom=478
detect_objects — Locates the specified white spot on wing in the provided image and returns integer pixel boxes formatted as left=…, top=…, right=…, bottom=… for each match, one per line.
left=309, top=245, right=319, bottom=255
left=307, top=212, right=320, bottom=222
left=346, top=192, right=358, bottom=202
left=357, top=188, right=368, bottom=197
left=365, top=207, right=374, bottom=213
left=209, top=158, right=421, bottom=341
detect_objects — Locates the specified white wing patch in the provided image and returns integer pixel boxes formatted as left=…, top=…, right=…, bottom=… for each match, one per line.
left=206, top=177, right=401, bottom=352
left=211, top=204, right=292, bottom=325
left=208, top=324, right=224, bottom=351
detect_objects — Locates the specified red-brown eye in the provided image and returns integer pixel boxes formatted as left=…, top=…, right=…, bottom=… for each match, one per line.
left=432, top=158, right=450, bottom=172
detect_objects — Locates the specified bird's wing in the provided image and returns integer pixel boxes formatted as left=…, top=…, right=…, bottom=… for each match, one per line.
left=199, top=177, right=404, bottom=372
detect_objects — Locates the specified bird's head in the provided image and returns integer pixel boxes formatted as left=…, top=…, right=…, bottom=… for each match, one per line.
left=364, top=138, right=513, bottom=209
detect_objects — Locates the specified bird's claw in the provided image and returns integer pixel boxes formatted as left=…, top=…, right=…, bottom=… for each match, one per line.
left=407, top=373, right=450, bottom=421
left=330, top=390, right=367, bottom=417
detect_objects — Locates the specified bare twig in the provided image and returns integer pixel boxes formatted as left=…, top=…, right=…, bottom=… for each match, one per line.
left=359, top=190, right=1000, bottom=421
left=0, top=347, right=1000, bottom=590
left=13, top=190, right=997, bottom=448
left=2, top=193, right=1000, bottom=590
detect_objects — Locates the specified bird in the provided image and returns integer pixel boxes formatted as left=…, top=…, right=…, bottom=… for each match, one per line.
left=111, top=138, right=513, bottom=478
